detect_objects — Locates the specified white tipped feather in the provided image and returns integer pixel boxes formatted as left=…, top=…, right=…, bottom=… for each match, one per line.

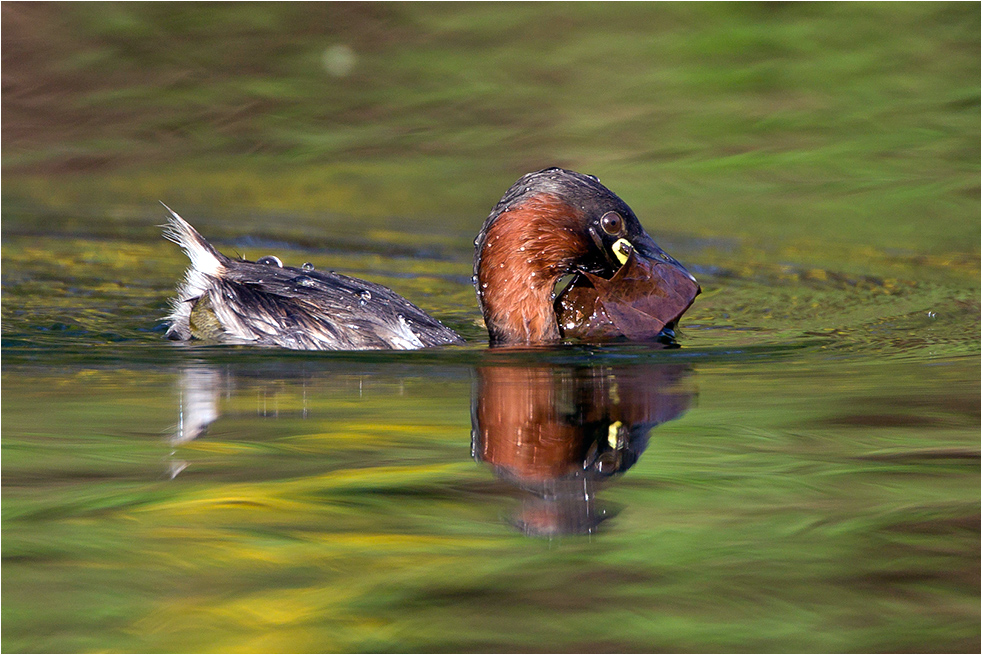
left=161, top=203, right=228, bottom=338
left=392, top=313, right=426, bottom=349
left=160, top=203, right=224, bottom=278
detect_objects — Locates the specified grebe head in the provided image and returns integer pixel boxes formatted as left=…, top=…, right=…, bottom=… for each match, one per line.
left=474, top=168, right=699, bottom=345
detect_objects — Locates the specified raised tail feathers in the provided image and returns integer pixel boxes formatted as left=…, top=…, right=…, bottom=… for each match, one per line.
left=160, top=202, right=227, bottom=277
left=161, top=203, right=229, bottom=340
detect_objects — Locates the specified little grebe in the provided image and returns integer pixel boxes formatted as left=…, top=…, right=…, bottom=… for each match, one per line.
left=163, top=168, right=698, bottom=350
left=474, top=167, right=699, bottom=345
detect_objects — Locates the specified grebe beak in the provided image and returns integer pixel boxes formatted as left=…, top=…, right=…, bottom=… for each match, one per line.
left=556, top=229, right=701, bottom=342
left=627, top=231, right=699, bottom=286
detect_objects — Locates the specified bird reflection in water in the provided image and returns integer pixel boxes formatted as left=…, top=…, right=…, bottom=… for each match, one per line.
left=172, top=366, right=224, bottom=446
left=472, top=362, right=695, bottom=536
left=170, top=363, right=318, bottom=446
left=167, top=361, right=694, bottom=537
left=168, top=366, right=223, bottom=478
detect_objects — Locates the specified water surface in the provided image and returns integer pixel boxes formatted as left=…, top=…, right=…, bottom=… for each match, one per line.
left=2, top=208, right=977, bottom=653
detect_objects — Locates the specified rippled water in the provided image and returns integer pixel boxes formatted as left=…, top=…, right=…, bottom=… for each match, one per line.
left=2, top=209, right=978, bottom=652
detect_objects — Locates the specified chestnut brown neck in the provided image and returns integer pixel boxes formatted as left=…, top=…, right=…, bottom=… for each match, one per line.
left=476, top=194, right=589, bottom=344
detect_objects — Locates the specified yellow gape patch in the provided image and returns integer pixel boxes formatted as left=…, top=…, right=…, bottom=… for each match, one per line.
left=607, top=420, right=623, bottom=448
left=612, top=238, right=633, bottom=265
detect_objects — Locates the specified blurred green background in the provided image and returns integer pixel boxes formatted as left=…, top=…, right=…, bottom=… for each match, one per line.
left=2, top=4, right=979, bottom=653
left=3, top=1, right=979, bottom=257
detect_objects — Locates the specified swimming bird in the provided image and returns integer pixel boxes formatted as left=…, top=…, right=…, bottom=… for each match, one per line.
left=474, top=167, right=700, bottom=345
left=163, top=168, right=698, bottom=350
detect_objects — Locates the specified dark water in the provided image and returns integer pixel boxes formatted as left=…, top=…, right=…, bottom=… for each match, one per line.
left=2, top=211, right=979, bottom=653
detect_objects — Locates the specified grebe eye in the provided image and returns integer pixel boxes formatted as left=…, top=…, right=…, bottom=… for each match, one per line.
left=600, top=211, right=623, bottom=236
